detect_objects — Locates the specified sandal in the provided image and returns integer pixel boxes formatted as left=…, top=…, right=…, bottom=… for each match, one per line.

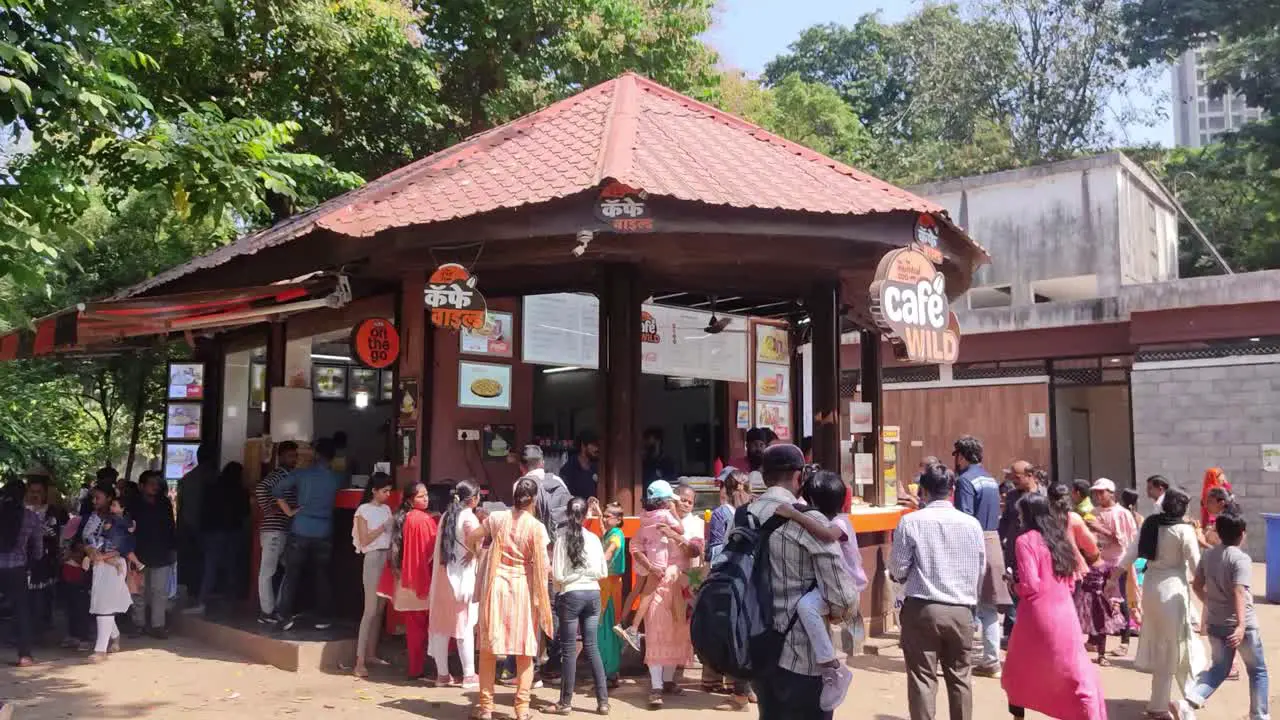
left=716, top=695, right=750, bottom=712
left=1095, top=656, right=1111, bottom=667
left=662, top=681, right=685, bottom=696
left=366, top=657, right=391, bottom=666
left=596, top=703, right=610, bottom=716
left=469, top=709, right=492, bottom=720
left=353, top=665, right=369, bottom=678
left=547, top=704, right=573, bottom=716
left=648, top=691, right=664, bottom=709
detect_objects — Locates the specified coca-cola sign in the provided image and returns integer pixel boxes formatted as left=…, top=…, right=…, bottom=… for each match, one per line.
left=870, top=247, right=961, bottom=365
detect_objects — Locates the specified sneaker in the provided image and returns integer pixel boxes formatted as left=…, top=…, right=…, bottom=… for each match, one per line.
left=612, top=625, right=642, bottom=653
left=973, top=662, right=1002, bottom=679
left=459, top=675, right=480, bottom=690
left=313, top=621, right=332, bottom=631
left=257, top=613, right=278, bottom=625
left=181, top=604, right=206, bottom=616
left=1172, top=699, right=1197, bottom=720
left=280, top=615, right=298, bottom=631
left=818, top=665, right=852, bottom=712
left=533, top=679, right=545, bottom=689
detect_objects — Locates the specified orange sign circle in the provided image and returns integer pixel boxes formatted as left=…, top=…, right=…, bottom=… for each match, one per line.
left=351, top=318, right=400, bottom=369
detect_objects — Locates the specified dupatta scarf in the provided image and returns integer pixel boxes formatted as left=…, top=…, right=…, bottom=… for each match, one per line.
left=399, top=508, right=438, bottom=599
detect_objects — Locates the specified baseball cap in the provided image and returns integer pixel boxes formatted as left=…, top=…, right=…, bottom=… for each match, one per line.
left=646, top=479, right=676, bottom=502
left=1090, top=478, right=1116, bottom=493
left=761, top=443, right=806, bottom=473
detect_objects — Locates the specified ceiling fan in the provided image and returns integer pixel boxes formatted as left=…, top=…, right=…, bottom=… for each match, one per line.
left=674, top=295, right=747, bottom=336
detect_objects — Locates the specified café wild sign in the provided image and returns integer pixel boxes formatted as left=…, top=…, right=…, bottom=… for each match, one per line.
left=870, top=214, right=961, bottom=365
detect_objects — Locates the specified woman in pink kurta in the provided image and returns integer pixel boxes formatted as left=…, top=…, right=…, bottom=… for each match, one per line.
left=470, top=477, right=551, bottom=720
left=1004, top=493, right=1108, bottom=720
left=427, top=480, right=482, bottom=688
left=642, top=488, right=698, bottom=710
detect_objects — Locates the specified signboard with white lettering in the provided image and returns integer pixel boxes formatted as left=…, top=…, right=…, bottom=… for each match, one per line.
left=869, top=247, right=961, bottom=365
left=594, top=180, right=653, bottom=233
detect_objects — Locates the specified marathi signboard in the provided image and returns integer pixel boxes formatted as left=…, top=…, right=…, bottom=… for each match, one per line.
left=425, top=263, right=486, bottom=331
left=870, top=241, right=961, bottom=365
left=595, top=180, right=653, bottom=233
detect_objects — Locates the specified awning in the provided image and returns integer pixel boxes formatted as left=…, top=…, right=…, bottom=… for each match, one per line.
left=0, top=275, right=351, bottom=360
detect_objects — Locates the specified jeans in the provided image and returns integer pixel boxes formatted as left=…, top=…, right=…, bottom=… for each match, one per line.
left=974, top=602, right=1000, bottom=667
left=198, top=530, right=237, bottom=603
left=130, top=564, right=173, bottom=629
left=1186, top=625, right=1269, bottom=720
left=557, top=589, right=608, bottom=706
left=543, top=585, right=561, bottom=673
left=0, top=566, right=32, bottom=659
left=275, top=535, right=333, bottom=620
left=258, top=531, right=288, bottom=615
left=752, top=665, right=830, bottom=720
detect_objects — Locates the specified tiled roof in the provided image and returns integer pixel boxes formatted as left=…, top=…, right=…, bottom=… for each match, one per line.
left=122, top=73, right=982, bottom=297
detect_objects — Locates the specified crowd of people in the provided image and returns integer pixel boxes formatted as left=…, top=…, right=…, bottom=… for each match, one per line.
left=0, top=428, right=1268, bottom=720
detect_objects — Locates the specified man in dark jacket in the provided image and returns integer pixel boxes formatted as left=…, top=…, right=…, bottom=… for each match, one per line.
left=519, top=444, right=570, bottom=678
left=129, top=470, right=177, bottom=637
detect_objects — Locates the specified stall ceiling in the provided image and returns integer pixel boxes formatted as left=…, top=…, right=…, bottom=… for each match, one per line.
left=651, top=292, right=877, bottom=334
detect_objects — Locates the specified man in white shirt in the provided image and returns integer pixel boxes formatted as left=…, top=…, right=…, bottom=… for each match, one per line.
left=890, top=462, right=985, bottom=720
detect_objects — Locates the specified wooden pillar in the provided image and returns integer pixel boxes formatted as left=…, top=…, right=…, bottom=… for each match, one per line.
left=859, top=330, right=884, bottom=503
left=194, top=337, right=225, bottom=466
left=396, top=271, right=428, bottom=490
left=810, top=283, right=841, bottom=471
left=600, top=264, right=642, bottom=512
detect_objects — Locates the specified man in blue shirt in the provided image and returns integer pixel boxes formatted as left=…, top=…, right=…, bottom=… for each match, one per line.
left=559, top=430, right=600, bottom=499
left=952, top=435, right=1009, bottom=677
left=272, top=436, right=342, bottom=631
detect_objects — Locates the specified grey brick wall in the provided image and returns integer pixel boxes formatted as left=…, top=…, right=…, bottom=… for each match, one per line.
left=1131, top=357, right=1280, bottom=560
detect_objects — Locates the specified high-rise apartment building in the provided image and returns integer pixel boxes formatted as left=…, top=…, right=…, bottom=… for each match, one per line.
left=1172, top=47, right=1265, bottom=147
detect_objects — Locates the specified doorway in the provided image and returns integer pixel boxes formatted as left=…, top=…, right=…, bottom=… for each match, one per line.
left=1051, top=357, right=1134, bottom=488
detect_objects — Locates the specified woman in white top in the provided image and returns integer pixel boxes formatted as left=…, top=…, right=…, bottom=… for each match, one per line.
left=1117, top=485, right=1205, bottom=719
left=352, top=473, right=395, bottom=678
left=549, top=497, right=610, bottom=716
left=427, top=479, right=483, bottom=688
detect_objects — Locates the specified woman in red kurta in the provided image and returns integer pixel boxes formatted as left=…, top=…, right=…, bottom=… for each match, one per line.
left=377, top=482, right=438, bottom=679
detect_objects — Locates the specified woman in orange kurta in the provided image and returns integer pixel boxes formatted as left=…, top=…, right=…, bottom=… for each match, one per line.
left=469, top=477, right=552, bottom=720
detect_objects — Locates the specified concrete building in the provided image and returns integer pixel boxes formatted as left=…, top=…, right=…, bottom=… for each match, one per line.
left=809, top=152, right=1280, bottom=558
left=1173, top=46, right=1266, bottom=147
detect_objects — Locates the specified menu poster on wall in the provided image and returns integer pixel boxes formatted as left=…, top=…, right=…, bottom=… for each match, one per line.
left=459, top=361, right=512, bottom=410
left=380, top=370, right=394, bottom=402
left=312, top=365, right=347, bottom=400
left=250, top=363, right=267, bottom=407
left=167, top=362, right=205, bottom=400
left=164, top=443, right=200, bottom=481
left=523, top=293, right=600, bottom=368
left=736, top=401, right=750, bottom=429
left=461, top=311, right=514, bottom=357
left=751, top=320, right=792, bottom=441
left=165, top=403, right=202, bottom=440
left=398, top=376, right=419, bottom=425
left=641, top=305, right=748, bottom=383
left=850, top=401, right=873, bottom=434
left=349, top=368, right=379, bottom=397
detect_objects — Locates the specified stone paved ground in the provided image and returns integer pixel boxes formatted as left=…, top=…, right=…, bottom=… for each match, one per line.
left=4, top=568, right=1274, bottom=720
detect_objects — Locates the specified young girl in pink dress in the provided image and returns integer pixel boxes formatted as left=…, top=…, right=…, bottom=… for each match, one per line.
left=1003, top=492, right=1108, bottom=720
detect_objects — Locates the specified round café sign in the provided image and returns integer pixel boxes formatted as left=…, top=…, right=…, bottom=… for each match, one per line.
left=351, top=318, right=401, bottom=369
left=870, top=245, right=961, bottom=365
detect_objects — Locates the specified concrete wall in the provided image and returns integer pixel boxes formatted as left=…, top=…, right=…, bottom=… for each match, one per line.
left=1131, top=355, right=1280, bottom=559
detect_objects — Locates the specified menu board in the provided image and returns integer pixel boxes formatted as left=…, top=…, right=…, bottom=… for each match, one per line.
left=167, top=362, right=205, bottom=400
left=165, top=403, right=203, bottom=440
left=313, top=365, right=347, bottom=400
left=640, top=304, right=748, bottom=382
left=349, top=367, right=379, bottom=397
left=164, top=443, right=200, bottom=481
left=522, top=293, right=600, bottom=368
left=461, top=311, right=514, bottom=357
left=458, top=361, right=513, bottom=410
left=380, top=370, right=394, bottom=402
left=752, top=320, right=792, bottom=440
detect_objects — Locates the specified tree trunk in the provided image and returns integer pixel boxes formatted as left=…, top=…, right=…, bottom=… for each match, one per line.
left=123, top=359, right=153, bottom=481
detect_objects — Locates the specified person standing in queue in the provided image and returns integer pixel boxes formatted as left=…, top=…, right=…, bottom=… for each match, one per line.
left=642, top=427, right=677, bottom=498
left=22, top=472, right=66, bottom=643
left=255, top=441, right=298, bottom=623
left=729, top=428, right=774, bottom=493
left=951, top=436, right=1007, bottom=678
left=890, top=463, right=985, bottom=720
left=352, top=472, right=395, bottom=678
left=129, top=470, right=177, bottom=638
left=469, top=476, right=553, bottom=720
left=0, top=479, right=42, bottom=667
left=427, top=479, right=483, bottom=688
left=176, top=446, right=215, bottom=598
left=997, top=460, right=1039, bottom=639
left=548, top=497, right=611, bottom=716
left=273, top=437, right=342, bottom=631
left=561, top=431, right=601, bottom=500
left=379, top=481, right=439, bottom=680
left=522, top=444, right=569, bottom=680
left=742, top=444, right=860, bottom=720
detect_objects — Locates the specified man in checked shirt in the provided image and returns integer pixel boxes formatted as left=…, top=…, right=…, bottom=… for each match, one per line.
left=740, top=444, right=860, bottom=720
left=890, top=463, right=986, bottom=720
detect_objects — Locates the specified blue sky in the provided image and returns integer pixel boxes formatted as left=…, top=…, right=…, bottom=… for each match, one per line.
left=705, top=0, right=1173, bottom=147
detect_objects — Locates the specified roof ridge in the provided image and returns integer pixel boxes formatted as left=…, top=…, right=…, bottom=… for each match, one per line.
left=595, top=73, right=640, bottom=184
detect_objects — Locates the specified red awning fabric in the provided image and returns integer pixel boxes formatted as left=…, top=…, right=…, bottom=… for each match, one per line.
left=0, top=278, right=337, bottom=359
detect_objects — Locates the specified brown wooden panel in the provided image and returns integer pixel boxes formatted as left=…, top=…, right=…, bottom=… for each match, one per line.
left=883, top=383, right=1051, bottom=481
left=1130, top=301, right=1280, bottom=345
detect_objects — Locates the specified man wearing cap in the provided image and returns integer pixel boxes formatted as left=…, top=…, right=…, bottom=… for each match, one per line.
left=741, top=443, right=860, bottom=720
left=951, top=435, right=1007, bottom=678
left=561, top=430, right=600, bottom=500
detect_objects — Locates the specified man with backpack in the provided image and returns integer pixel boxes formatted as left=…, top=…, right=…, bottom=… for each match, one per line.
left=520, top=444, right=570, bottom=679
left=693, top=444, right=860, bottom=719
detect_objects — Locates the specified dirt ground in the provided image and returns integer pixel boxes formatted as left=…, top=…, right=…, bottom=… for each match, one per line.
left=4, top=569, right=1274, bottom=720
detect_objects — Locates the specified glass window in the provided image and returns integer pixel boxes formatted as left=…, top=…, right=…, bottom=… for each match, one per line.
left=1199, top=118, right=1207, bottom=129
left=1208, top=97, right=1225, bottom=112
left=1209, top=115, right=1225, bottom=130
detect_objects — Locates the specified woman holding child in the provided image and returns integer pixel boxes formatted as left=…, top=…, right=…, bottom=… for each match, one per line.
left=635, top=480, right=696, bottom=709
left=82, top=480, right=137, bottom=661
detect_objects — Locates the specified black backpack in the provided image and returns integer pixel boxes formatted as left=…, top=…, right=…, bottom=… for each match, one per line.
left=691, top=505, right=804, bottom=681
